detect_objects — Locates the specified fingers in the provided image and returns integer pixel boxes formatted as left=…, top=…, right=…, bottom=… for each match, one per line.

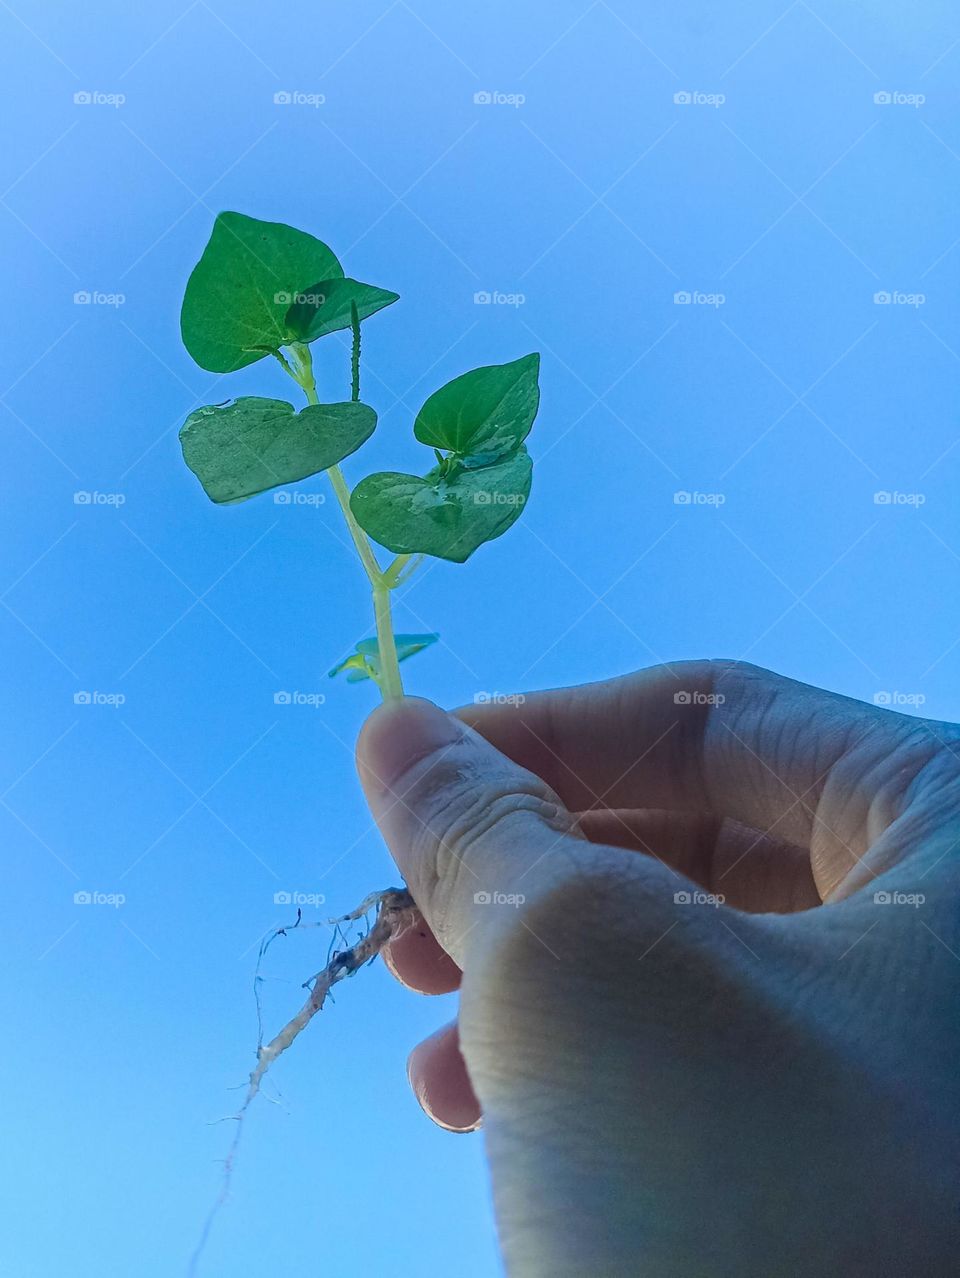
left=356, top=697, right=586, bottom=965
left=383, top=807, right=814, bottom=1002
left=383, top=921, right=461, bottom=994
left=456, top=660, right=922, bottom=854
left=575, top=808, right=821, bottom=913
left=407, top=1020, right=481, bottom=1133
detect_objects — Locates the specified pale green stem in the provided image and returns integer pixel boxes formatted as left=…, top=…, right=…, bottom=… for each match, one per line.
left=385, top=553, right=424, bottom=589
left=284, top=341, right=404, bottom=700
left=372, top=580, right=402, bottom=700
left=383, top=553, right=413, bottom=587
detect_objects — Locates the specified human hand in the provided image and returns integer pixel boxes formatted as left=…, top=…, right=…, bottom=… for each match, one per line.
left=357, top=661, right=960, bottom=1277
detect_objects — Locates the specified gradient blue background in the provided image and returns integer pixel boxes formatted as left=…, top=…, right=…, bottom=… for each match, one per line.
left=2, top=2, right=958, bottom=1274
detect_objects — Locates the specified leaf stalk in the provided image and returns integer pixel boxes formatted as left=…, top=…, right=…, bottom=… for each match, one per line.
left=285, top=341, right=405, bottom=700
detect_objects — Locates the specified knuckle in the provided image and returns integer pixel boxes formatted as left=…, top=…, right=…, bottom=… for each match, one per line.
left=397, top=745, right=569, bottom=942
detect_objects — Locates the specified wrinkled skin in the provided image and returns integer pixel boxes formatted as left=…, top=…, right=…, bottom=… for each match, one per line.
left=357, top=661, right=960, bottom=1277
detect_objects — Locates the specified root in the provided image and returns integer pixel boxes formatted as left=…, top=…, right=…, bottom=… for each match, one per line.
left=187, top=886, right=417, bottom=1275
left=248, top=887, right=416, bottom=1094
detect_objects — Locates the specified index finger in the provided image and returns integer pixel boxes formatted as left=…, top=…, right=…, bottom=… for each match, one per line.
left=456, top=660, right=922, bottom=852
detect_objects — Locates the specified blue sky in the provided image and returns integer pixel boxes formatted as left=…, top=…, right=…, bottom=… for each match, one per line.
left=2, top=2, right=959, bottom=1275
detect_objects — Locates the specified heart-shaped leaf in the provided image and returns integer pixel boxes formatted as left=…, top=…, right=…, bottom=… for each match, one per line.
left=181, top=212, right=343, bottom=373
left=350, top=449, right=532, bottom=562
left=180, top=397, right=376, bottom=504
left=285, top=277, right=399, bottom=342
left=329, top=633, right=439, bottom=683
left=414, top=353, right=540, bottom=459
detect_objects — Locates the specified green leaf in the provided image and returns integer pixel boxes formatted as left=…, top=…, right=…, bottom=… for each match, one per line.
left=180, top=397, right=376, bottom=504
left=329, top=633, right=439, bottom=683
left=180, top=212, right=343, bottom=373
left=413, top=353, right=540, bottom=460
left=285, top=277, right=399, bottom=342
left=350, top=449, right=532, bottom=563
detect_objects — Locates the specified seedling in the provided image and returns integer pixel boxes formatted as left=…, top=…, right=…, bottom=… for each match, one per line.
left=178, top=212, right=540, bottom=1265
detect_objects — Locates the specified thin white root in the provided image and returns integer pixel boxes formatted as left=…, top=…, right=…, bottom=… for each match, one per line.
left=248, top=887, right=416, bottom=1093
left=187, top=886, right=418, bottom=1276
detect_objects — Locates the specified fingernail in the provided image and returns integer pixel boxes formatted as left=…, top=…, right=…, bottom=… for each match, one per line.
left=357, top=697, right=462, bottom=796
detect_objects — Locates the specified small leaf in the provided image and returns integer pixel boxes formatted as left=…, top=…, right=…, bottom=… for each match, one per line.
left=285, top=277, right=399, bottom=342
left=180, top=397, right=376, bottom=504
left=181, top=212, right=343, bottom=373
left=414, top=353, right=540, bottom=460
left=329, top=633, right=439, bottom=683
left=350, top=449, right=532, bottom=563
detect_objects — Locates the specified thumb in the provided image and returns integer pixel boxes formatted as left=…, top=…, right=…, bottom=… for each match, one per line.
left=356, top=697, right=581, bottom=963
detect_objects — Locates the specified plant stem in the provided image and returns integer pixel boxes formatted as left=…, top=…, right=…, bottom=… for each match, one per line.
left=323, top=460, right=383, bottom=583
left=384, top=552, right=424, bottom=589
left=285, top=341, right=404, bottom=700
left=372, top=579, right=403, bottom=699
left=383, top=553, right=411, bottom=586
